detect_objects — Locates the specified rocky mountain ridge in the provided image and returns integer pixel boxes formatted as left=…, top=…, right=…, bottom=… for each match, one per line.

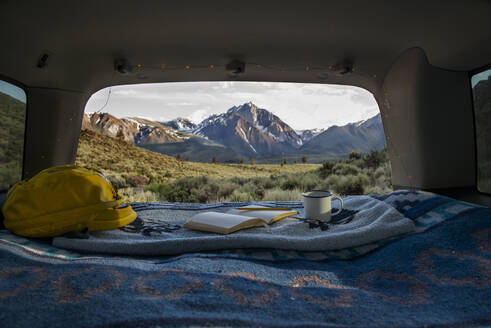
left=82, top=112, right=186, bottom=145
left=300, top=113, right=386, bottom=155
left=82, top=103, right=385, bottom=162
left=296, top=128, right=327, bottom=143
left=193, top=102, right=303, bottom=156
left=163, top=117, right=197, bottom=131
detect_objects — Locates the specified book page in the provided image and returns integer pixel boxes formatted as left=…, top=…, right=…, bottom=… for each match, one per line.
left=185, top=211, right=264, bottom=230
left=226, top=206, right=298, bottom=224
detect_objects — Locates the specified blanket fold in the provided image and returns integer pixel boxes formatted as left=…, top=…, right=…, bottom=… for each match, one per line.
left=52, top=196, right=415, bottom=256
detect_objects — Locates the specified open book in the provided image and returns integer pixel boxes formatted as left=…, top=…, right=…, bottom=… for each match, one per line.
left=183, top=205, right=299, bottom=234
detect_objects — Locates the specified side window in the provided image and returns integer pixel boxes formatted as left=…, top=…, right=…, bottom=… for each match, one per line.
left=0, top=80, right=26, bottom=191
left=471, top=68, right=491, bottom=193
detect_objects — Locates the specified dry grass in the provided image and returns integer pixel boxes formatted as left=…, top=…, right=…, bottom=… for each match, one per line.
left=76, top=129, right=321, bottom=185
left=77, top=130, right=392, bottom=203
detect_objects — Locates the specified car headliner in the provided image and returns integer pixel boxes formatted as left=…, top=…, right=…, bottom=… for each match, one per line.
left=0, top=0, right=490, bottom=94
left=0, top=1, right=490, bottom=205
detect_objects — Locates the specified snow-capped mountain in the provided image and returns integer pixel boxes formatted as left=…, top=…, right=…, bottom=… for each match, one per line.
left=226, top=102, right=303, bottom=147
left=82, top=113, right=183, bottom=145
left=296, top=128, right=327, bottom=143
left=163, top=117, right=196, bottom=131
left=81, top=107, right=386, bottom=161
left=192, top=102, right=302, bottom=156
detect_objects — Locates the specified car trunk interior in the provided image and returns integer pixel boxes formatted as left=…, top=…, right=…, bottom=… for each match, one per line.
left=0, top=1, right=490, bottom=327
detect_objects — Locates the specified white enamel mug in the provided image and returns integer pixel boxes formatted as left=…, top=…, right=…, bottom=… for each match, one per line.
left=302, top=190, right=343, bottom=222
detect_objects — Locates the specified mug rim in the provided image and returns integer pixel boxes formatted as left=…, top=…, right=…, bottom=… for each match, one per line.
left=302, top=190, right=333, bottom=198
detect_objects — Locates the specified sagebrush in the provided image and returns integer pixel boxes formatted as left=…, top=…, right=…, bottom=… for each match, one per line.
left=76, top=129, right=392, bottom=202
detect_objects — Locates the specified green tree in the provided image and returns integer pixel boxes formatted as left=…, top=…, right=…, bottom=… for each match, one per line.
left=283, top=158, right=288, bottom=165
left=176, top=154, right=182, bottom=161
left=363, top=149, right=385, bottom=169
left=302, top=156, right=307, bottom=163
left=239, top=159, right=244, bottom=164
left=212, top=156, right=217, bottom=164
left=319, top=161, right=335, bottom=178
left=349, top=150, right=361, bottom=160
left=250, top=157, right=256, bottom=165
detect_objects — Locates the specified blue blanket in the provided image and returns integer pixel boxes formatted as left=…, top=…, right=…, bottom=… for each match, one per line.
left=0, top=190, right=490, bottom=327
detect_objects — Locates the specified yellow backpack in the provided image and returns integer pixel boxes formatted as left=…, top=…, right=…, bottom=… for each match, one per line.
left=2, top=165, right=137, bottom=237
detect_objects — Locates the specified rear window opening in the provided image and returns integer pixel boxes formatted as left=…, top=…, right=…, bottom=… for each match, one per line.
left=471, top=67, right=491, bottom=194
left=0, top=80, right=26, bottom=192
left=78, top=82, right=391, bottom=202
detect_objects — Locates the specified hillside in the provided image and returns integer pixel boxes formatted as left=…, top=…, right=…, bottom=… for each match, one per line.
left=141, top=136, right=243, bottom=163
left=0, top=92, right=26, bottom=190
left=76, top=129, right=321, bottom=186
left=76, top=129, right=391, bottom=202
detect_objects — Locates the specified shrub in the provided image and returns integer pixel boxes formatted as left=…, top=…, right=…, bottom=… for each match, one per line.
left=125, top=175, right=150, bottom=187
left=106, top=174, right=127, bottom=188
left=120, top=188, right=158, bottom=202
left=280, top=173, right=317, bottom=191
left=332, top=163, right=360, bottom=176
left=226, top=190, right=255, bottom=202
left=349, top=150, right=362, bottom=160
left=145, top=183, right=172, bottom=196
left=364, top=185, right=392, bottom=195
left=318, top=174, right=341, bottom=190
left=374, top=166, right=386, bottom=179
left=230, top=176, right=249, bottom=185
left=319, top=161, right=335, bottom=178
left=217, top=182, right=240, bottom=199
left=252, top=176, right=277, bottom=190
left=336, top=174, right=370, bottom=195
left=363, top=149, right=386, bottom=169
left=122, top=175, right=137, bottom=187
left=281, top=178, right=298, bottom=190
left=196, top=183, right=220, bottom=203
left=238, top=181, right=265, bottom=199
left=262, top=188, right=302, bottom=201
left=301, top=173, right=319, bottom=190
left=87, top=140, right=393, bottom=202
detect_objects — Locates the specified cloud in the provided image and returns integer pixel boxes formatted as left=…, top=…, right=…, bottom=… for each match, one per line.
left=85, top=81, right=379, bottom=130
left=166, top=102, right=195, bottom=106
left=189, top=109, right=208, bottom=123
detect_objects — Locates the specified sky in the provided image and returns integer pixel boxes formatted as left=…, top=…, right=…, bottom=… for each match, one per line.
left=85, top=82, right=379, bottom=130
left=0, top=80, right=26, bottom=103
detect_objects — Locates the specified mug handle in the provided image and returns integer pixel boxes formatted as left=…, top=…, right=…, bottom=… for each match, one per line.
left=331, top=196, right=343, bottom=216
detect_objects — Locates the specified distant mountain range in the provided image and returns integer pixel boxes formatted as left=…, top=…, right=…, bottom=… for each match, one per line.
left=82, top=102, right=386, bottom=162
left=163, top=117, right=197, bottom=131
left=299, top=114, right=386, bottom=155
left=296, top=128, right=327, bottom=143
